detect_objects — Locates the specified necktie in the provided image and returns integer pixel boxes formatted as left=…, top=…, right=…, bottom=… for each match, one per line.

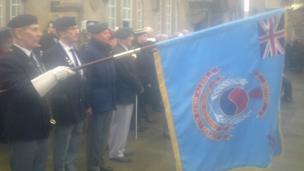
left=69, top=48, right=84, bottom=79
left=30, top=52, right=44, bottom=73
left=69, top=48, right=80, bottom=67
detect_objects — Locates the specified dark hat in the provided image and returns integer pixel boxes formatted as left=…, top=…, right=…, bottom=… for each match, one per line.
left=134, top=29, right=147, bottom=36
left=0, top=27, right=11, bottom=43
left=54, top=17, right=77, bottom=31
left=87, top=22, right=108, bottom=34
left=115, top=28, right=134, bottom=39
left=8, top=14, right=38, bottom=28
left=122, top=21, right=130, bottom=28
left=86, top=20, right=98, bottom=29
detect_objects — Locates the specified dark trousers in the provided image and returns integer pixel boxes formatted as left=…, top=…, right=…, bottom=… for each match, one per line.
left=9, top=139, right=48, bottom=171
left=282, top=77, right=293, bottom=102
left=86, top=112, right=112, bottom=171
left=53, top=122, right=84, bottom=171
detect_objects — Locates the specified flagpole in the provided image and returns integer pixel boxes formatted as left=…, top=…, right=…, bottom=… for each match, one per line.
left=0, top=89, right=7, bottom=94
left=153, top=51, right=183, bottom=171
left=135, top=95, right=138, bottom=140
left=0, top=45, right=156, bottom=94
left=73, top=44, right=156, bottom=71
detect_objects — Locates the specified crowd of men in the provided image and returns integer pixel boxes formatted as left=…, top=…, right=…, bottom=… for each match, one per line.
left=0, top=14, right=164, bottom=171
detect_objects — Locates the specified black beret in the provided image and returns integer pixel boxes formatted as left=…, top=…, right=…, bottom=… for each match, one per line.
left=115, top=28, right=134, bottom=39
left=87, top=22, right=108, bottom=34
left=134, top=29, right=147, bottom=36
left=8, top=14, right=38, bottom=28
left=54, top=17, right=77, bottom=31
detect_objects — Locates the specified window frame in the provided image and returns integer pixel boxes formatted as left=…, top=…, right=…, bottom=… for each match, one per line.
left=136, top=0, right=143, bottom=29
left=107, top=0, right=117, bottom=29
left=0, top=0, right=5, bottom=27
left=9, top=0, right=24, bottom=19
left=121, top=0, right=133, bottom=27
left=165, top=0, right=173, bottom=34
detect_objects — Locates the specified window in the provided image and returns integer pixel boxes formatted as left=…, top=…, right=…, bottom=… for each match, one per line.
left=155, top=0, right=163, bottom=33
left=121, top=0, right=133, bottom=27
left=108, top=0, right=117, bottom=29
left=165, top=0, right=173, bottom=34
left=174, top=0, right=179, bottom=33
left=0, top=0, right=24, bottom=26
left=243, top=0, right=250, bottom=13
left=136, top=0, right=143, bottom=29
left=0, top=0, right=5, bottom=26
left=10, top=0, right=23, bottom=19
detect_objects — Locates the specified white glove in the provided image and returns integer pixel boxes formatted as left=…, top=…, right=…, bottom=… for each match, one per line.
left=131, top=53, right=137, bottom=58
left=31, top=66, right=75, bottom=97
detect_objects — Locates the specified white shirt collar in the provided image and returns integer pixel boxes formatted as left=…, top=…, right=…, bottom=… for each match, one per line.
left=119, top=43, right=129, bottom=51
left=58, top=40, right=82, bottom=67
left=59, top=40, right=84, bottom=78
left=59, top=40, right=74, bottom=51
left=14, top=43, right=32, bottom=57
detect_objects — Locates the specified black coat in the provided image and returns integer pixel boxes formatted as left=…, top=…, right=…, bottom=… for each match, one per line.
left=114, top=44, right=143, bottom=104
left=136, top=42, right=158, bottom=87
left=0, top=46, right=50, bottom=141
left=43, top=43, right=86, bottom=125
left=135, top=42, right=161, bottom=106
left=82, top=39, right=116, bottom=114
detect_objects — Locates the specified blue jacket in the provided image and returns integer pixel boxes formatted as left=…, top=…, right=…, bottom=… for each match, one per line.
left=82, top=39, right=116, bottom=114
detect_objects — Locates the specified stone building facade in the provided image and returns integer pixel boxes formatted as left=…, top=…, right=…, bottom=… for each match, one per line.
left=0, top=0, right=189, bottom=35
left=0, top=0, right=303, bottom=39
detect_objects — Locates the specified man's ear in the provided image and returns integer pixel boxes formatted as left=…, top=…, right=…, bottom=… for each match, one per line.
left=13, top=28, right=24, bottom=40
left=56, top=30, right=64, bottom=39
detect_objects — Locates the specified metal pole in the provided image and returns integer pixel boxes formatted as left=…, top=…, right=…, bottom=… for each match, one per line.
left=73, top=45, right=155, bottom=71
left=1, top=39, right=157, bottom=95
left=135, top=95, right=138, bottom=140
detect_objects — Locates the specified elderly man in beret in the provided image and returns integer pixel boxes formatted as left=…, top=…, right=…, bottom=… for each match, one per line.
left=82, top=22, right=115, bottom=171
left=0, top=14, right=75, bottom=171
left=107, top=28, right=143, bottom=163
left=43, top=16, right=86, bottom=171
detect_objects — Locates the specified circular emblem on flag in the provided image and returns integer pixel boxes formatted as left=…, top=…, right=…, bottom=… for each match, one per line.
left=220, top=87, right=249, bottom=115
left=192, top=68, right=269, bottom=141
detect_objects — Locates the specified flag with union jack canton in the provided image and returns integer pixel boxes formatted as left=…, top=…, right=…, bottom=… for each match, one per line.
left=259, top=13, right=285, bottom=59
left=155, top=9, right=284, bottom=171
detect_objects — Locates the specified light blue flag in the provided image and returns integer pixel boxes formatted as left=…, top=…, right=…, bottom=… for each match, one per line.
left=155, top=9, right=284, bottom=171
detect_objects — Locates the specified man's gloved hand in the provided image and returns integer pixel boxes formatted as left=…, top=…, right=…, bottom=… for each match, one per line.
left=52, top=66, right=76, bottom=81
left=31, top=66, right=75, bottom=97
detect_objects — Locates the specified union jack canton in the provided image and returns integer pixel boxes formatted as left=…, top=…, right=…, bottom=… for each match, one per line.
left=258, top=14, right=285, bottom=59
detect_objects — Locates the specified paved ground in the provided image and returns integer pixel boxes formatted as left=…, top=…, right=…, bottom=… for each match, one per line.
left=0, top=72, right=303, bottom=171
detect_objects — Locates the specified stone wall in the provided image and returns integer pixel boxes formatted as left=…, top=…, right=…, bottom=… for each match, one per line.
left=21, top=0, right=189, bottom=35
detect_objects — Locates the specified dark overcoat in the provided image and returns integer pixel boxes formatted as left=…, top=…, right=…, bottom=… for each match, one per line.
left=43, top=43, right=86, bottom=125
left=114, top=44, right=143, bottom=105
left=0, top=45, right=50, bottom=141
